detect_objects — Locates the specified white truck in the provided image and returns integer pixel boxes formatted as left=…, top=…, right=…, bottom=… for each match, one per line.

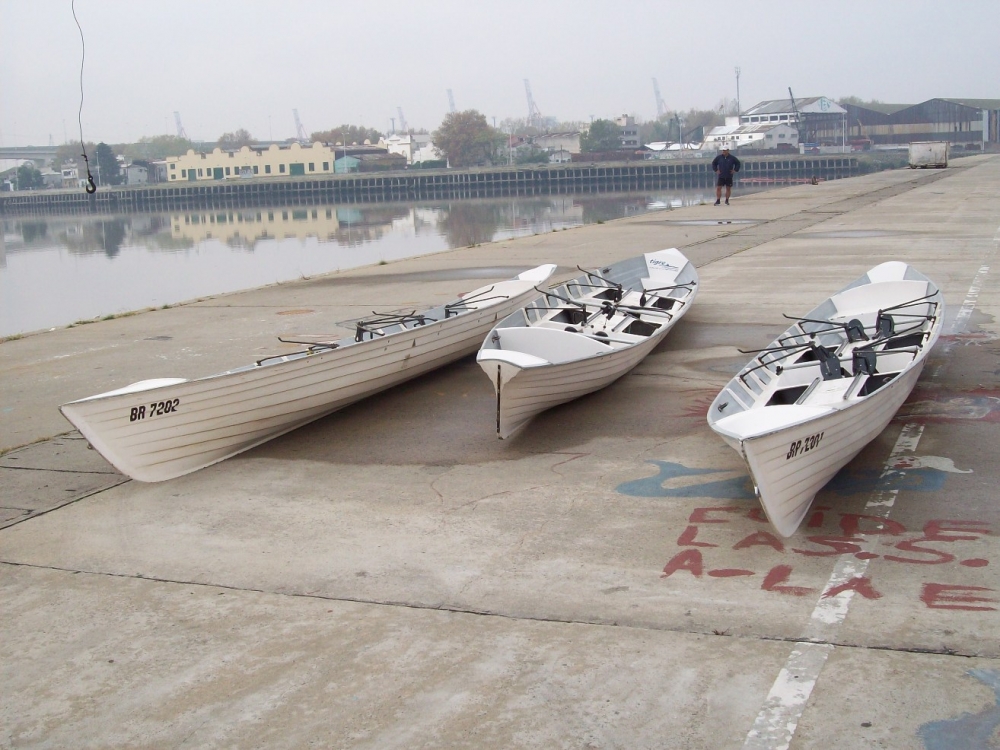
left=909, top=141, right=949, bottom=169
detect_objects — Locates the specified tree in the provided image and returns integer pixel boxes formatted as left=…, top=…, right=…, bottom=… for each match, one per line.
left=122, top=135, right=193, bottom=161
left=838, top=96, right=884, bottom=108
left=515, top=146, right=550, bottom=165
left=680, top=108, right=725, bottom=132
left=580, top=119, right=621, bottom=152
left=94, top=142, right=122, bottom=186
left=439, top=202, right=502, bottom=248
left=218, top=129, right=255, bottom=150
left=15, top=163, right=45, bottom=190
left=433, top=110, right=500, bottom=167
left=639, top=119, right=676, bottom=144
left=311, top=125, right=384, bottom=145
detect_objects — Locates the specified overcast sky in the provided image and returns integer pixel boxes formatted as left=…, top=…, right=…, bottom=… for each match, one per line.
left=2, top=0, right=998, bottom=147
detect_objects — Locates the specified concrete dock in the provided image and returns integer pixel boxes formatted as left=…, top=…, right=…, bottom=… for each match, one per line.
left=2, top=157, right=998, bottom=749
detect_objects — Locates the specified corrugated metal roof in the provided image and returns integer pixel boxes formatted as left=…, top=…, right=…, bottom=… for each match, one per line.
left=742, top=98, right=824, bottom=115
left=849, top=102, right=912, bottom=115
left=939, top=98, right=1000, bottom=110
left=743, top=97, right=846, bottom=116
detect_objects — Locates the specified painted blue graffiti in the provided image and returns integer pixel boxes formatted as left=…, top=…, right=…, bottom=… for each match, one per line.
left=918, top=669, right=1000, bottom=750
left=617, top=461, right=953, bottom=500
left=825, top=466, right=950, bottom=496
left=616, top=461, right=755, bottom=499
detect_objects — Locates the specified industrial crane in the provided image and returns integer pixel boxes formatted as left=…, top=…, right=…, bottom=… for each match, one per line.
left=652, top=78, right=667, bottom=120
left=524, top=79, right=542, bottom=129
left=447, top=89, right=456, bottom=113
left=173, top=111, right=188, bottom=139
left=293, top=109, right=308, bottom=142
left=397, top=107, right=408, bottom=133
left=788, top=87, right=804, bottom=144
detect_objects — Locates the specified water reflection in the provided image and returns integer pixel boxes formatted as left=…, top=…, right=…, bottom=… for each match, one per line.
left=0, top=187, right=738, bottom=337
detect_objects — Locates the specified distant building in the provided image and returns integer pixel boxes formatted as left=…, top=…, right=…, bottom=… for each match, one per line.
left=40, top=167, right=62, bottom=189
left=533, top=132, right=581, bottom=155
left=411, top=140, right=443, bottom=164
left=335, top=155, right=360, bottom=174
left=616, top=115, right=640, bottom=149
left=150, top=161, right=168, bottom=183
left=380, top=133, right=437, bottom=164
left=166, top=142, right=339, bottom=181
left=741, top=96, right=847, bottom=146
left=123, top=163, right=148, bottom=186
left=840, top=98, right=1000, bottom=150
left=60, top=162, right=82, bottom=189
left=703, top=121, right=799, bottom=152
left=509, top=132, right=581, bottom=164
left=643, top=142, right=703, bottom=158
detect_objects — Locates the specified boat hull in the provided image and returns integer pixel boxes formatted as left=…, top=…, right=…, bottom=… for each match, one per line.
left=707, top=260, right=943, bottom=536
left=482, top=329, right=665, bottom=439
left=61, top=268, right=555, bottom=482
left=731, top=362, right=925, bottom=537
left=477, top=248, right=698, bottom=439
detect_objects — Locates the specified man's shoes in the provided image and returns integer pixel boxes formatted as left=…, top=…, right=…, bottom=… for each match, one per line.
left=714, top=200, right=720, bottom=206
left=725, top=199, right=730, bottom=205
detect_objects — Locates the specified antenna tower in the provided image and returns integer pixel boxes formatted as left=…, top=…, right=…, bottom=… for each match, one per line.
left=173, top=111, right=188, bottom=139
left=397, top=107, right=408, bottom=133
left=447, top=89, right=456, bottom=113
left=524, top=79, right=542, bottom=129
left=293, top=109, right=308, bottom=142
left=652, top=78, right=667, bottom=120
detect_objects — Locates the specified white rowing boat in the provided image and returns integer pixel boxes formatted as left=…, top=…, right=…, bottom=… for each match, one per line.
left=477, top=248, right=698, bottom=438
left=60, top=264, right=557, bottom=482
left=707, top=261, right=944, bottom=537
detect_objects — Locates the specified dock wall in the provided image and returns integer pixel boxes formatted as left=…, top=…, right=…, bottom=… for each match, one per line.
left=0, top=156, right=859, bottom=216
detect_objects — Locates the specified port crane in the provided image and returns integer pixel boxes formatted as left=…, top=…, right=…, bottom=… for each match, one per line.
left=173, top=111, right=188, bottom=139
left=293, top=109, right=308, bottom=142
left=397, top=107, right=408, bottom=133
left=788, top=87, right=804, bottom=143
left=652, top=78, right=667, bottom=120
left=524, top=79, right=543, bottom=129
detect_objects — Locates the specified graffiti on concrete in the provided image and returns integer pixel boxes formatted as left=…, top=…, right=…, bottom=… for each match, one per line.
left=617, top=456, right=970, bottom=500
left=918, top=669, right=1000, bottom=750
left=659, top=506, right=995, bottom=611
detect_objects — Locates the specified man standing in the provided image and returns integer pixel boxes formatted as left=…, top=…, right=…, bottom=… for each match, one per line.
left=712, top=145, right=741, bottom=205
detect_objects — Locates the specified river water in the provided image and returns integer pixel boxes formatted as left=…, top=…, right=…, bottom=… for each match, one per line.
left=0, top=186, right=768, bottom=338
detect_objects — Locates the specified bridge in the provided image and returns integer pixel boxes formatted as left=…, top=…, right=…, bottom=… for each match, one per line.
left=0, top=145, right=60, bottom=167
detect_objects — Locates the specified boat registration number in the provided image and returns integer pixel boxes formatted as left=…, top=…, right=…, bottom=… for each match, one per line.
left=129, top=399, right=179, bottom=422
left=786, top=431, right=824, bottom=460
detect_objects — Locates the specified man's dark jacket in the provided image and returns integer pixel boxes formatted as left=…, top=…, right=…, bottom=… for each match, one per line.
left=711, top=153, right=741, bottom=178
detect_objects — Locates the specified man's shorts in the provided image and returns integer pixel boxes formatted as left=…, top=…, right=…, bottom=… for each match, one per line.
left=716, top=175, right=734, bottom=187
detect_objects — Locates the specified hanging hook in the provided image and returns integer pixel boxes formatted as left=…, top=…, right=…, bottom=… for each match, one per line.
left=72, top=0, right=97, bottom=194
left=81, top=151, right=97, bottom=194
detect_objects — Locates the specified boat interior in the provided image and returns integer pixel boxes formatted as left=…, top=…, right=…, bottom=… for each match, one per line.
left=482, top=255, right=697, bottom=364
left=710, top=277, right=941, bottom=426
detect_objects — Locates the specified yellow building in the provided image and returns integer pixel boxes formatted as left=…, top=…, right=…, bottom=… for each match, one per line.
left=165, top=142, right=337, bottom=182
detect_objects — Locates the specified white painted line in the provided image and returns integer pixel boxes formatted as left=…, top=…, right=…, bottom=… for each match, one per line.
left=744, top=240, right=996, bottom=748
left=743, top=426, right=923, bottom=750
left=743, top=642, right=834, bottom=750
left=804, top=423, right=924, bottom=642
left=950, top=262, right=990, bottom=336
